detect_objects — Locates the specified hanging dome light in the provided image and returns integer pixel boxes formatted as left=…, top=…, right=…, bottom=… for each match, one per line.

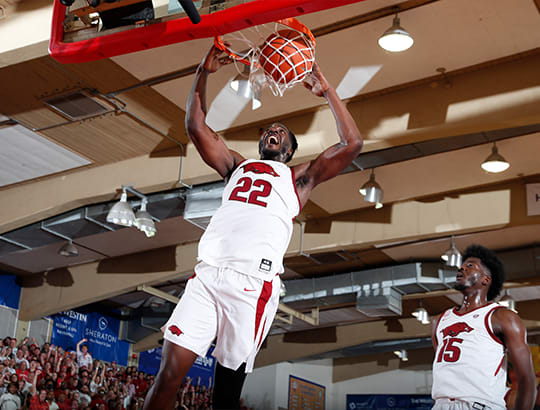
left=481, top=142, right=510, bottom=173
left=378, top=14, right=414, bottom=52
left=58, top=241, right=79, bottom=257
left=134, top=200, right=156, bottom=238
left=359, top=169, right=383, bottom=209
left=106, top=190, right=135, bottom=227
left=441, top=236, right=462, bottom=268
left=412, top=306, right=430, bottom=324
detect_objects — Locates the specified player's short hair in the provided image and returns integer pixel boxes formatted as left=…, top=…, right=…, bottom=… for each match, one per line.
left=463, top=244, right=504, bottom=301
left=286, top=128, right=298, bottom=163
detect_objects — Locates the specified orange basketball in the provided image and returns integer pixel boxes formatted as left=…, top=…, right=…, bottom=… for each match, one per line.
left=259, top=30, right=314, bottom=85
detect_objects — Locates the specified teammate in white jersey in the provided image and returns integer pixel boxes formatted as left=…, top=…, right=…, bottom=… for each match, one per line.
left=431, top=244, right=535, bottom=410
left=143, top=44, right=362, bottom=410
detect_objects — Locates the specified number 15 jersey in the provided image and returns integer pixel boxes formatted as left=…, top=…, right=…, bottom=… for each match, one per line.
left=198, top=159, right=301, bottom=281
left=432, top=303, right=507, bottom=408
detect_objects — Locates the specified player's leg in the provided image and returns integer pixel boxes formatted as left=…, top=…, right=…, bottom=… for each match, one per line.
left=144, top=263, right=218, bottom=410
left=142, top=340, right=197, bottom=409
left=212, top=362, right=247, bottom=409
left=210, top=270, right=281, bottom=408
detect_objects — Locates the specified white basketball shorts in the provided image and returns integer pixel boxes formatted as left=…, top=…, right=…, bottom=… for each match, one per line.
left=433, top=398, right=501, bottom=410
left=162, top=261, right=281, bottom=373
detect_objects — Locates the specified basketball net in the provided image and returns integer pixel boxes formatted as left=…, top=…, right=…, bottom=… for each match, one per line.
left=215, top=18, right=316, bottom=103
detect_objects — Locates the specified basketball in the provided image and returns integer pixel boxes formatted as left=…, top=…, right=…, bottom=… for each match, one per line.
left=259, top=30, right=314, bottom=85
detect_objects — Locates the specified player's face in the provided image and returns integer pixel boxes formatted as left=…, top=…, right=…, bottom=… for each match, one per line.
left=454, top=257, right=491, bottom=292
left=259, top=123, right=292, bottom=162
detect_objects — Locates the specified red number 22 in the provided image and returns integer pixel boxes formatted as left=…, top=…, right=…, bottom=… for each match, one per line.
left=229, top=177, right=272, bottom=207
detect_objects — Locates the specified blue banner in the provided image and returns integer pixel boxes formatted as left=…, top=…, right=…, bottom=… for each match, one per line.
left=0, top=275, right=21, bottom=309
left=346, top=395, right=433, bottom=410
left=51, top=310, right=129, bottom=366
left=139, top=346, right=215, bottom=388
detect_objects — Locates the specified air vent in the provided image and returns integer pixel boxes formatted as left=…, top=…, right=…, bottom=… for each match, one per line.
left=43, top=90, right=111, bottom=121
left=355, top=287, right=402, bottom=317
left=184, top=182, right=224, bottom=230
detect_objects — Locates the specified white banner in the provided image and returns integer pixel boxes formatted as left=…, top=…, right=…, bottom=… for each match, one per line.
left=526, top=183, right=540, bottom=216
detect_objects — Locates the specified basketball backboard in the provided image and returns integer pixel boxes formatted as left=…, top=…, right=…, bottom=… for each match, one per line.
left=49, top=0, right=366, bottom=63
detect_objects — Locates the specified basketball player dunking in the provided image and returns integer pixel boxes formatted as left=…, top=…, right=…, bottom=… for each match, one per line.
left=431, top=245, right=536, bottom=409
left=143, top=45, right=362, bottom=409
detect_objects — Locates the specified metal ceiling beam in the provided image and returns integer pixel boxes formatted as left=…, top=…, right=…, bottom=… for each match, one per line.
left=137, top=284, right=180, bottom=304
left=137, top=284, right=319, bottom=326
left=278, top=303, right=319, bottom=326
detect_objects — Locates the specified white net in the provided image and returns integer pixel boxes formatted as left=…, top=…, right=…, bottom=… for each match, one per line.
left=216, top=19, right=315, bottom=97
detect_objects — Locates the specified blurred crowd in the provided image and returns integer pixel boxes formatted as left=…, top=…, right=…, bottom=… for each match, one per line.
left=0, top=336, right=213, bottom=410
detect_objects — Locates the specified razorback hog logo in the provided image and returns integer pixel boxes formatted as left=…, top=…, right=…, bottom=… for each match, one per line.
left=168, top=325, right=183, bottom=336
left=242, top=162, right=279, bottom=177
left=441, top=322, right=474, bottom=338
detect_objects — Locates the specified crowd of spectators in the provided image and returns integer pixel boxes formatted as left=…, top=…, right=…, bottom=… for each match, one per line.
left=0, top=336, right=213, bottom=409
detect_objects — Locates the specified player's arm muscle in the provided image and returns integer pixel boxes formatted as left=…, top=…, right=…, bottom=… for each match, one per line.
left=294, top=65, right=362, bottom=205
left=493, top=308, right=536, bottom=410
left=186, top=48, right=244, bottom=178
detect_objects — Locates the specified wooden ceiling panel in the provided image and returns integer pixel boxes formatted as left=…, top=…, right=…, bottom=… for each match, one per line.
left=39, top=113, right=167, bottom=163
left=0, top=58, right=80, bottom=128
left=0, top=55, right=188, bottom=164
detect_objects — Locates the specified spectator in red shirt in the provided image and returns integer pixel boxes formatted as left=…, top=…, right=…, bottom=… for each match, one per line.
left=57, top=392, right=71, bottom=410
left=15, top=361, right=30, bottom=382
left=29, top=389, right=49, bottom=410
left=89, top=389, right=108, bottom=410
left=133, top=373, right=148, bottom=398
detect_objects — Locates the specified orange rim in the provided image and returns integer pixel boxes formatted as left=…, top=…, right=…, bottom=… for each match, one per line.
left=214, top=17, right=315, bottom=67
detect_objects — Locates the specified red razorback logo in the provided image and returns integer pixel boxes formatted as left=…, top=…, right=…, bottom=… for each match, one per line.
left=441, top=322, right=474, bottom=338
left=242, top=162, right=279, bottom=177
left=168, top=325, right=183, bottom=336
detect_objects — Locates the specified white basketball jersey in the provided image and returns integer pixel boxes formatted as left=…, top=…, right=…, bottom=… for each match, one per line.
left=198, top=159, right=301, bottom=280
left=432, top=303, right=507, bottom=408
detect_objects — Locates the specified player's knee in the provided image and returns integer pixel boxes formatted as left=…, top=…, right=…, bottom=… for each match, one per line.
left=156, top=366, right=183, bottom=389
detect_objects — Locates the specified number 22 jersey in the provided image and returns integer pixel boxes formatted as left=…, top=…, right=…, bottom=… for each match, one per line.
left=431, top=303, right=507, bottom=408
left=198, top=159, right=301, bottom=280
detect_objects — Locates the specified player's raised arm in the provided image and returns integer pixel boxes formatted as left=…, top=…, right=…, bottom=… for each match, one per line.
left=493, top=308, right=536, bottom=410
left=293, top=62, right=363, bottom=204
left=185, top=45, right=245, bottom=178
left=431, top=314, right=440, bottom=350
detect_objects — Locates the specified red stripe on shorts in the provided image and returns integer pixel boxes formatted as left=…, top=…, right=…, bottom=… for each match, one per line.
left=254, top=280, right=273, bottom=341
left=257, top=317, right=268, bottom=349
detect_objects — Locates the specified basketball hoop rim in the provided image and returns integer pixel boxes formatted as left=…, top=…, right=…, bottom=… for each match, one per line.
left=213, top=17, right=316, bottom=67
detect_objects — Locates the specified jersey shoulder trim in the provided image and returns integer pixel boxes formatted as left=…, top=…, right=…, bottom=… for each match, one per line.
left=485, top=305, right=505, bottom=345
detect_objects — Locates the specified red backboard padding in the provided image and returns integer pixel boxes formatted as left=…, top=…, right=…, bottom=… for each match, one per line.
left=49, top=0, right=365, bottom=64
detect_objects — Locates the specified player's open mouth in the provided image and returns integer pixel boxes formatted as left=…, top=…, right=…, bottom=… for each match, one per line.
left=267, top=135, right=279, bottom=146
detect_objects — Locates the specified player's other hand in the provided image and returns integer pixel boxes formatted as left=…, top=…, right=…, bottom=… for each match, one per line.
left=201, top=45, right=232, bottom=74
left=304, top=62, right=330, bottom=97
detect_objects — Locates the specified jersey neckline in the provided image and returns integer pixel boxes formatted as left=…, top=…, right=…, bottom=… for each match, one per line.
left=452, top=302, right=496, bottom=316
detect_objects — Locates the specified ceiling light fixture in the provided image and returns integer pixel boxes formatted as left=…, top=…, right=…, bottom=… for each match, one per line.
left=441, top=236, right=462, bottom=268
left=40, top=223, right=79, bottom=257
left=280, top=281, right=287, bottom=298
left=499, top=290, right=516, bottom=312
left=230, top=66, right=262, bottom=110
left=393, top=349, right=408, bottom=361
left=412, top=304, right=430, bottom=325
left=58, top=241, right=79, bottom=257
left=107, top=186, right=160, bottom=237
left=481, top=142, right=510, bottom=173
left=359, top=168, right=383, bottom=209
left=134, top=199, right=156, bottom=238
left=106, top=188, right=136, bottom=227
left=378, top=13, right=414, bottom=52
